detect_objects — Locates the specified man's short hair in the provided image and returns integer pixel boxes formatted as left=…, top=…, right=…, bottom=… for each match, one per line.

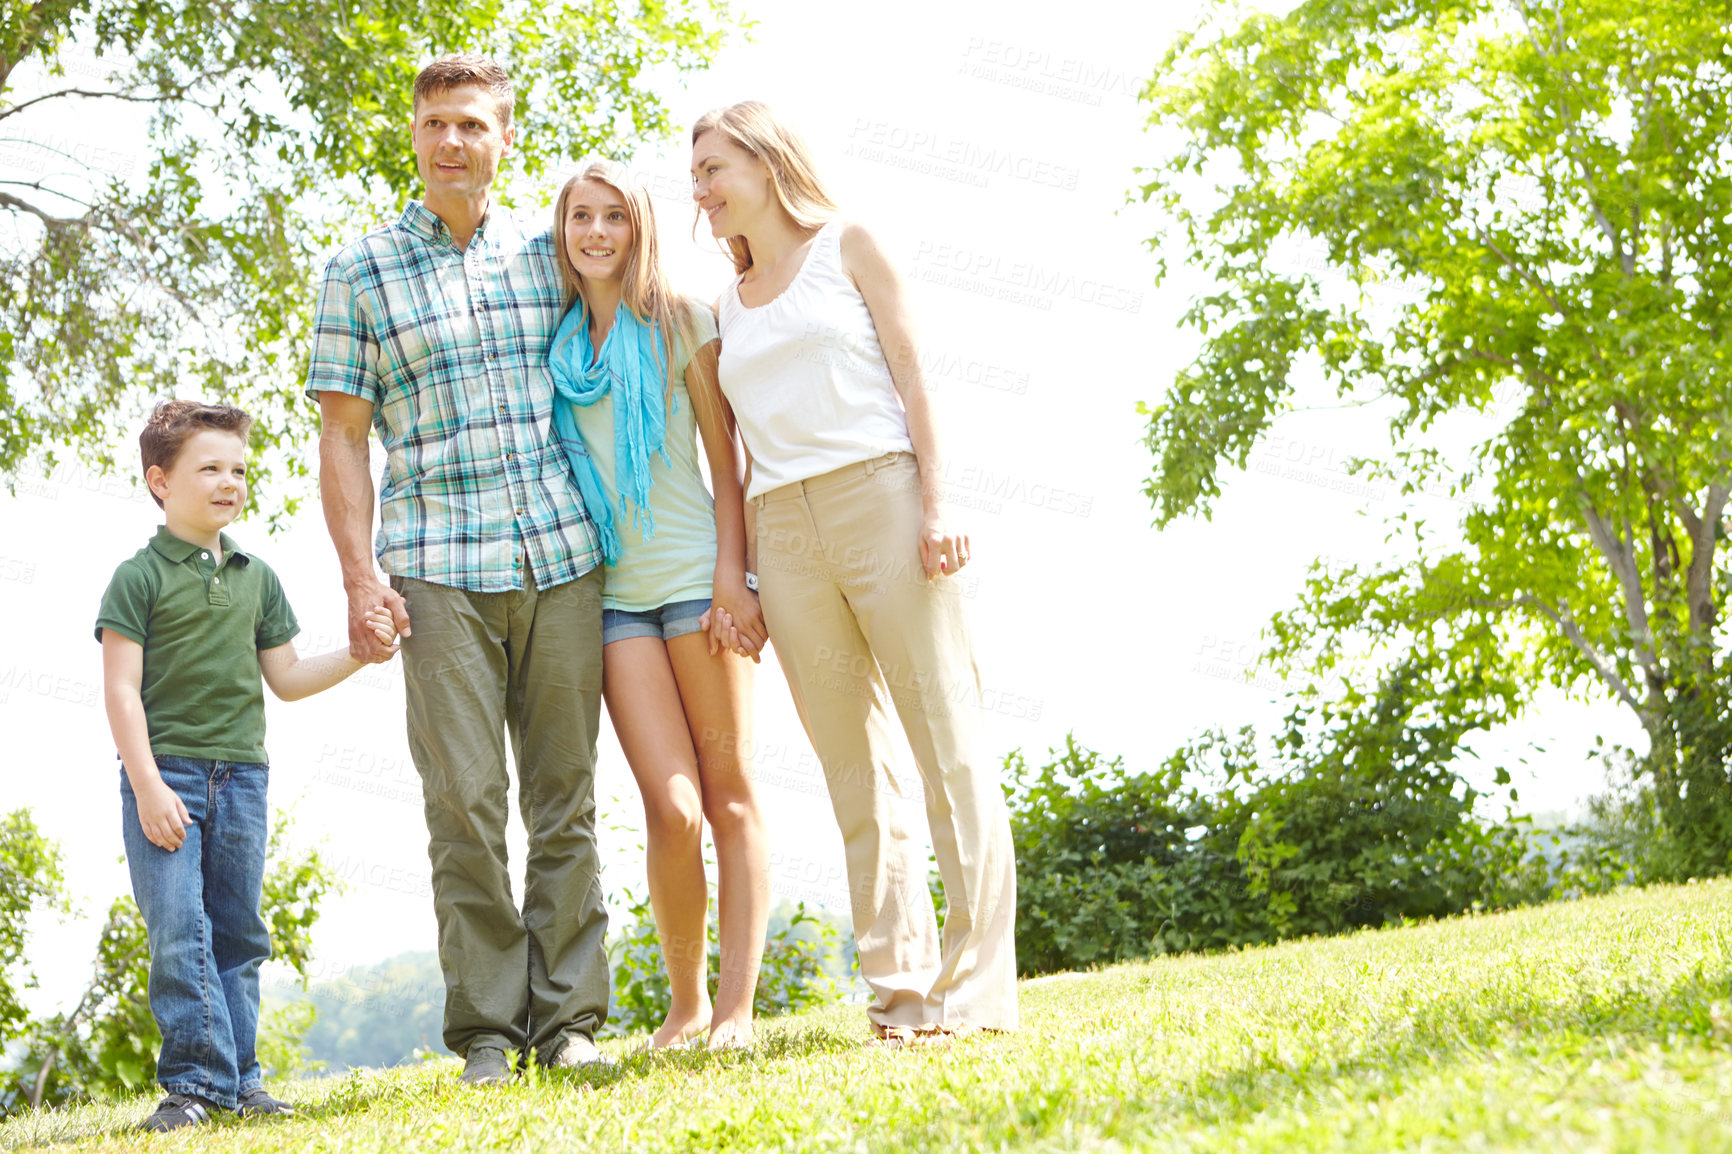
left=413, top=54, right=514, bottom=129
left=139, top=400, right=253, bottom=508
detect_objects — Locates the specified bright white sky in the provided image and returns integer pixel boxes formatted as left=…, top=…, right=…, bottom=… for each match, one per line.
left=0, top=0, right=1640, bottom=1014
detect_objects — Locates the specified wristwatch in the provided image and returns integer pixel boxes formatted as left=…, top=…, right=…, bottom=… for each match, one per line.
left=744, top=572, right=759, bottom=591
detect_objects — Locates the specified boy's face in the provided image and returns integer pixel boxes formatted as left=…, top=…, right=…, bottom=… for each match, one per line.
left=147, top=429, right=248, bottom=537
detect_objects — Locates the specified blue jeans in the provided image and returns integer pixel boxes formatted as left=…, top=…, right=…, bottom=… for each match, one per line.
left=120, top=757, right=272, bottom=1109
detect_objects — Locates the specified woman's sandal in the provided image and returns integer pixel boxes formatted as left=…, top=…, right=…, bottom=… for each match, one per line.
left=872, top=1024, right=921, bottom=1049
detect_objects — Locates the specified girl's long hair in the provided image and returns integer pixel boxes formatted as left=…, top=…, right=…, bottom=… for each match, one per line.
left=551, top=158, right=702, bottom=402
left=690, top=101, right=840, bottom=275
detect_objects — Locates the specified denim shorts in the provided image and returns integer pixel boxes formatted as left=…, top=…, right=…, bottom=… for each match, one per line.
left=601, top=597, right=711, bottom=645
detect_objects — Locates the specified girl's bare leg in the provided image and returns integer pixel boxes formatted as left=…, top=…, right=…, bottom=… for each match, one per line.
left=603, top=637, right=712, bottom=1048
left=667, top=633, right=767, bottom=1047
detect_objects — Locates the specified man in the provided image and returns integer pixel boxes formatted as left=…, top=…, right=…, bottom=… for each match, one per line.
left=306, top=53, right=610, bottom=1083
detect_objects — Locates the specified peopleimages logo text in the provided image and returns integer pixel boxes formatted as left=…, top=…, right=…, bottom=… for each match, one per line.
left=911, top=241, right=1143, bottom=313
left=847, top=120, right=1081, bottom=191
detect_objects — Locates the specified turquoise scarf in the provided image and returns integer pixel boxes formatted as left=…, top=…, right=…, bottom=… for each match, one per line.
left=549, top=299, right=673, bottom=566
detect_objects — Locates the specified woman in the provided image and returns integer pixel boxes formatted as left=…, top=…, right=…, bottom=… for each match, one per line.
left=689, top=104, right=1018, bottom=1042
left=549, top=159, right=769, bottom=1050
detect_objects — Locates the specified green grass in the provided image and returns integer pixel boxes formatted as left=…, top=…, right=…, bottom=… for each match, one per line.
left=8, top=880, right=1732, bottom=1151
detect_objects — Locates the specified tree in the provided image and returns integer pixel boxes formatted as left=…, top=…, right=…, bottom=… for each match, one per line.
left=1, top=0, right=734, bottom=510
left=1138, top=0, right=1732, bottom=872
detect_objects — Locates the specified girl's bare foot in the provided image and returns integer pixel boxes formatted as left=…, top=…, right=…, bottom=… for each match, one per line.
left=706, top=1015, right=755, bottom=1052
left=651, top=1005, right=711, bottom=1050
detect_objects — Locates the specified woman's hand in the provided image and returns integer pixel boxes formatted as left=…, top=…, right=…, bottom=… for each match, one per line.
left=920, top=512, right=970, bottom=580
left=702, top=573, right=768, bottom=661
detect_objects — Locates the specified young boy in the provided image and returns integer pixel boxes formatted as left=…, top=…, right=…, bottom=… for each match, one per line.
left=96, top=400, right=396, bottom=1132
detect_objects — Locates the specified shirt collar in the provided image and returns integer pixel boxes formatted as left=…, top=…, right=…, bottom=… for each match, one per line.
left=148, top=525, right=250, bottom=565
left=399, top=201, right=517, bottom=248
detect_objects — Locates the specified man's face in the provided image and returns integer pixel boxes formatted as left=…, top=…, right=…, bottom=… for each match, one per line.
left=411, top=83, right=514, bottom=204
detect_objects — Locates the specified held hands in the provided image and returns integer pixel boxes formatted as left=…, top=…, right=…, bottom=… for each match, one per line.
left=362, top=607, right=398, bottom=655
left=919, top=513, right=971, bottom=580
left=347, top=579, right=409, bottom=663
left=136, top=776, right=192, bottom=852
left=700, top=574, right=768, bottom=662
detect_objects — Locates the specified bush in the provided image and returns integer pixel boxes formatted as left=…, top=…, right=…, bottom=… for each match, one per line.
left=605, top=892, right=845, bottom=1037
left=1008, top=665, right=1555, bottom=976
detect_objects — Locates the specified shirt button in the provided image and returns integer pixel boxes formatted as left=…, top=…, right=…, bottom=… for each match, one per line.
left=515, top=507, right=525, bottom=516
left=201, top=552, right=210, bottom=559
left=497, top=404, right=507, bottom=414
left=213, top=577, right=221, bottom=585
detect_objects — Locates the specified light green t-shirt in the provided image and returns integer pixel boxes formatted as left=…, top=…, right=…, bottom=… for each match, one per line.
left=568, top=303, right=722, bottom=612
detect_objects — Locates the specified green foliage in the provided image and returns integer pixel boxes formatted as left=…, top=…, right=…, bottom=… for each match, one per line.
left=0, top=0, right=737, bottom=517
left=1140, top=0, right=1732, bottom=872
left=1010, top=684, right=1553, bottom=976
left=260, top=811, right=336, bottom=984
left=1007, top=733, right=1251, bottom=973
left=1, top=810, right=336, bottom=1114
left=255, top=999, right=324, bottom=1081
left=606, top=890, right=845, bottom=1037
left=0, top=810, right=68, bottom=1049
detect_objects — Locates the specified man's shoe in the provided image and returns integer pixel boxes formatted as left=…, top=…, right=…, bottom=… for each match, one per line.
left=459, top=1045, right=514, bottom=1086
left=236, top=1087, right=296, bottom=1118
left=138, top=1093, right=219, bottom=1132
left=545, top=1033, right=616, bottom=1070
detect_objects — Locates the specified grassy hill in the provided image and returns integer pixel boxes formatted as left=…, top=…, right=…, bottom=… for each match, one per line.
left=6, top=880, right=1731, bottom=1152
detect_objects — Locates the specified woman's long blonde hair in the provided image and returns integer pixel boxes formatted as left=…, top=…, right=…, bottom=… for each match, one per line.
left=551, top=158, right=701, bottom=400
left=690, top=101, right=840, bottom=275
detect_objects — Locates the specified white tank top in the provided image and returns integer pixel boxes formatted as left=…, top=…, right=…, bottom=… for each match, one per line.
left=716, top=220, right=915, bottom=499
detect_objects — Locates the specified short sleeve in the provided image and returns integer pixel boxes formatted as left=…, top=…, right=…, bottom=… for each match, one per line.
left=304, top=253, right=382, bottom=405
left=95, top=559, right=154, bottom=645
left=673, top=298, right=721, bottom=382
left=688, top=299, right=720, bottom=349
left=254, top=562, right=301, bottom=651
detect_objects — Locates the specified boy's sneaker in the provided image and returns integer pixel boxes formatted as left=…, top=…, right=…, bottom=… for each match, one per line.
left=138, top=1093, right=219, bottom=1132
left=236, top=1087, right=296, bottom=1118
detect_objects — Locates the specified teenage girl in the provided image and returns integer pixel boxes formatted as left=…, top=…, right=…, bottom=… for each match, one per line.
left=549, top=158, right=769, bottom=1050
left=689, top=104, right=1018, bottom=1041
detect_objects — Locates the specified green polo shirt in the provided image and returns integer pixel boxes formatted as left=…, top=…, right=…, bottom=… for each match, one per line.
left=95, top=526, right=300, bottom=762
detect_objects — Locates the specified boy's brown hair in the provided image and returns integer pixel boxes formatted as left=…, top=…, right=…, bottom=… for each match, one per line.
left=413, top=54, right=514, bottom=128
left=139, top=400, right=253, bottom=509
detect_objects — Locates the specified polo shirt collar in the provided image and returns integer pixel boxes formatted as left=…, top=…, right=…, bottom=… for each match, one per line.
left=399, top=201, right=513, bottom=248
left=148, top=525, right=250, bottom=565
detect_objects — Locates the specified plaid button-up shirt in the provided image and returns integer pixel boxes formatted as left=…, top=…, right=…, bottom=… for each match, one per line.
left=305, top=202, right=600, bottom=592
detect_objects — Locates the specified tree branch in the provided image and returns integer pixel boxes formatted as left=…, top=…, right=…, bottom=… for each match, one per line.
left=1678, top=478, right=1730, bottom=642
left=0, top=85, right=184, bottom=122
left=0, top=187, right=87, bottom=227
left=1434, top=586, right=1655, bottom=732
left=1475, top=228, right=1568, bottom=317
left=1527, top=596, right=1655, bottom=732
left=1577, top=494, right=1663, bottom=690
left=0, top=63, right=237, bottom=124
left=0, top=177, right=93, bottom=209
